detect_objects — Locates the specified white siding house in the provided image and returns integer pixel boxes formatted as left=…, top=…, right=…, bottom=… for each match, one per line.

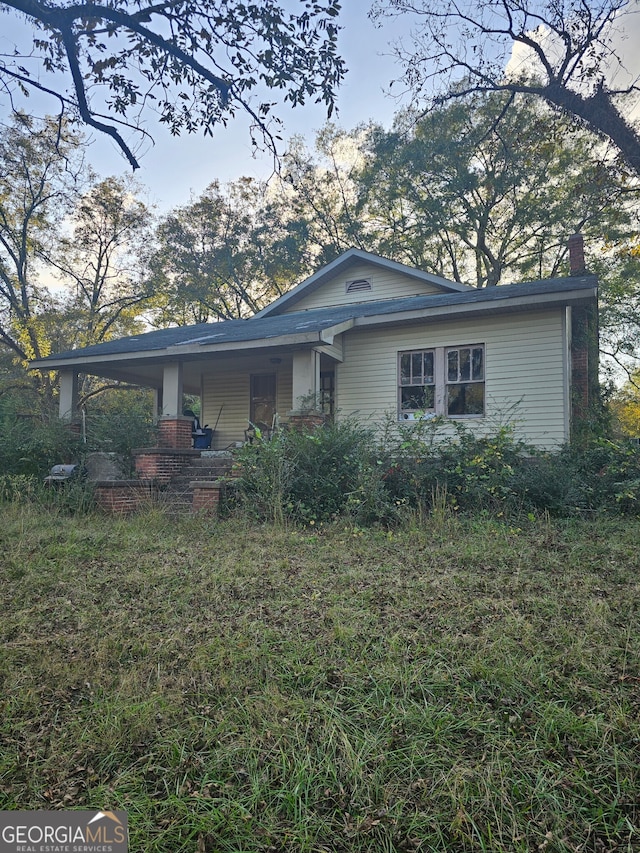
left=32, top=249, right=598, bottom=452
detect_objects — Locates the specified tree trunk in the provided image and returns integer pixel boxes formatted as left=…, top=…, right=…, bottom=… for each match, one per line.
left=543, top=83, right=640, bottom=176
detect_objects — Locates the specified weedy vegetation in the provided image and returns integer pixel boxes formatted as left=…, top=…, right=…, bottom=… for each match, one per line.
left=1, top=502, right=639, bottom=852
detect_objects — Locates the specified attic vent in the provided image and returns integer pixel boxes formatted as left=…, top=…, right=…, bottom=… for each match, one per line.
left=346, top=277, right=372, bottom=294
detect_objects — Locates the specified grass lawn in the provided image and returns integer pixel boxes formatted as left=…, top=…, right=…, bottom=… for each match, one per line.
left=0, top=505, right=639, bottom=852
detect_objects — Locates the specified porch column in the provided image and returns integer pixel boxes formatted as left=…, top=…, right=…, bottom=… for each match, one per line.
left=291, top=349, right=321, bottom=412
left=162, top=362, right=183, bottom=417
left=157, top=362, right=191, bottom=448
left=58, top=369, right=78, bottom=421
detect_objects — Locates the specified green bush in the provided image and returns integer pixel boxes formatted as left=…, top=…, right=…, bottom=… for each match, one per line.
left=83, top=390, right=157, bottom=459
left=235, top=417, right=640, bottom=525
left=236, top=419, right=396, bottom=525
left=0, top=388, right=156, bottom=481
left=380, top=419, right=533, bottom=516
left=0, top=416, right=83, bottom=477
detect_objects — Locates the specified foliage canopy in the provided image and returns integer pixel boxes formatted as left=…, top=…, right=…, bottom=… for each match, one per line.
left=0, top=0, right=345, bottom=168
left=371, top=0, right=640, bottom=175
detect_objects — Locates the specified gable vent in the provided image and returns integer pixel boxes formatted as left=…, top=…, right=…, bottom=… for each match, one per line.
left=345, top=277, right=372, bottom=294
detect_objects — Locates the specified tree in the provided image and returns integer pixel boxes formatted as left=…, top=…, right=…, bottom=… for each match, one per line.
left=370, top=0, right=640, bottom=175
left=281, top=124, right=374, bottom=264
left=0, top=112, right=84, bottom=371
left=356, top=93, right=640, bottom=286
left=1, top=0, right=344, bottom=169
left=149, top=178, right=310, bottom=324
left=51, top=176, right=153, bottom=347
left=597, top=237, right=640, bottom=379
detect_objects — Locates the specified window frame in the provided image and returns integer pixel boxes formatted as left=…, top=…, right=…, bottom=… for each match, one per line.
left=397, top=344, right=485, bottom=420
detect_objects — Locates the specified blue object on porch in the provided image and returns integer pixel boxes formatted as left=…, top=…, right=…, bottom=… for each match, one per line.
left=193, top=430, right=213, bottom=449
left=184, top=408, right=213, bottom=448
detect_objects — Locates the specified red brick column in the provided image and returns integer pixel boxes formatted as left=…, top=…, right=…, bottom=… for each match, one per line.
left=572, top=347, right=589, bottom=418
left=158, top=416, right=192, bottom=449
left=287, top=413, right=326, bottom=431
left=571, top=304, right=598, bottom=431
left=94, top=480, right=156, bottom=513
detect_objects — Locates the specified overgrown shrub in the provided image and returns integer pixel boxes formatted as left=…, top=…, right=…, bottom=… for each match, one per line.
left=83, top=411, right=156, bottom=477
left=83, top=392, right=157, bottom=459
left=380, top=418, right=533, bottom=515
left=0, top=389, right=156, bottom=480
left=235, top=419, right=395, bottom=525
left=234, top=417, right=640, bottom=525
left=0, top=416, right=83, bottom=477
left=0, top=472, right=95, bottom=514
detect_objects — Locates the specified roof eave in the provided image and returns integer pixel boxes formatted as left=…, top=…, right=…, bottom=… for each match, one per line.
left=30, top=323, right=352, bottom=371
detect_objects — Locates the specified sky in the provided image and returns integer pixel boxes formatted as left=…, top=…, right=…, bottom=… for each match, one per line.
left=0, top=4, right=410, bottom=212
left=1, top=2, right=640, bottom=213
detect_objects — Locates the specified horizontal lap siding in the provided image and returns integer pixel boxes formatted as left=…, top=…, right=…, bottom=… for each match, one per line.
left=335, top=310, right=568, bottom=449
left=202, top=355, right=293, bottom=449
left=286, top=264, right=444, bottom=312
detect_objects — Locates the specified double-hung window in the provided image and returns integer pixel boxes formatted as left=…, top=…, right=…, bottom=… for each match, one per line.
left=398, top=344, right=485, bottom=419
left=446, top=346, right=485, bottom=416
left=399, top=350, right=435, bottom=416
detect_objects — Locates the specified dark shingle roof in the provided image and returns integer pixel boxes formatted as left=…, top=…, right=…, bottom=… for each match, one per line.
left=34, top=274, right=597, bottom=365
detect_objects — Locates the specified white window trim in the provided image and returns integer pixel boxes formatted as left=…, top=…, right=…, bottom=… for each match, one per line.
left=398, top=344, right=485, bottom=420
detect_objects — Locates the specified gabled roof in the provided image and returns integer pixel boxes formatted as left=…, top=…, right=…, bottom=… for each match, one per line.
left=255, top=248, right=473, bottom=317
left=32, top=273, right=597, bottom=371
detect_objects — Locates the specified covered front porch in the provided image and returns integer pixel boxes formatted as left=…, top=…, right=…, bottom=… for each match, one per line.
left=52, top=339, right=342, bottom=452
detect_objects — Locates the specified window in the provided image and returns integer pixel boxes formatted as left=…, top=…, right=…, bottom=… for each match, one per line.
left=398, top=344, right=485, bottom=419
left=399, top=350, right=435, bottom=416
left=446, top=346, right=484, bottom=416
left=320, top=370, right=335, bottom=419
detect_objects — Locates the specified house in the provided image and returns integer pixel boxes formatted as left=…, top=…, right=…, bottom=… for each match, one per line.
left=32, top=244, right=598, bottom=457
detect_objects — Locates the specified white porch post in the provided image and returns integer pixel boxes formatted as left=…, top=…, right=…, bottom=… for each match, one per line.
left=161, top=362, right=183, bottom=416
left=58, top=369, right=78, bottom=421
left=291, top=349, right=321, bottom=412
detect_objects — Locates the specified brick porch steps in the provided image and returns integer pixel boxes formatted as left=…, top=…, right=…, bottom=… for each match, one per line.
left=159, top=451, right=234, bottom=512
left=95, top=449, right=237, bottom=514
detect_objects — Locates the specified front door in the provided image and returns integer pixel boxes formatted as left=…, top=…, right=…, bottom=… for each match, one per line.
left=250, top=373, right=276, bottom=429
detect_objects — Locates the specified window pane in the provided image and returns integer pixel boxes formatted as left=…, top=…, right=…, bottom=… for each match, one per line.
left=401, top=385, right=434, bottom=411
left=400, top=353, right=411, bottom=385
left=459, top=348, right=470, bottom=381
left=447, top=350, right=458, bottom=382
left=412, top=353, right=423, bottom=382
left=447, top=383, right=484, bottom=416
left=424, top=351, right=434, bottom=384
left=472, top=347, right=483, bottom=380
